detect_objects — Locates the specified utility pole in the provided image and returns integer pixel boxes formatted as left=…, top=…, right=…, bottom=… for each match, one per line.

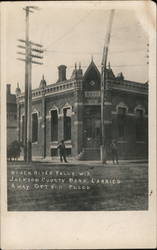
left=101, top=10, right=115, bottom=164
left=17, top=6, right=44, bottom=162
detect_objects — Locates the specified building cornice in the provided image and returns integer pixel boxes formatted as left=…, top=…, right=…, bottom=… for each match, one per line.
left=17, top=80, right=82, bottom=103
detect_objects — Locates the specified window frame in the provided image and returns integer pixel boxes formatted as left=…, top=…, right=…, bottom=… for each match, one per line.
left=63, top=107, right=72, bottom=141
left=50, top=109, right=58, bottom=142
left=117, top=104, right=127, bottom=139
left=32, top=112, right=38, bottom=143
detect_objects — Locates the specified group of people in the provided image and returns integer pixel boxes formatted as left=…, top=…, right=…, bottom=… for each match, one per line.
left=7, top=140, right=22, bottom=161
left=57, top=139, right=119, bottom=164
left=7, top=139, right=119, bottom=164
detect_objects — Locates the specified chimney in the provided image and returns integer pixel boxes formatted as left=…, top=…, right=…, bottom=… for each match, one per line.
left=57, top=65, right=67, bottom=82
left=7, top=84, right=11, bottom=95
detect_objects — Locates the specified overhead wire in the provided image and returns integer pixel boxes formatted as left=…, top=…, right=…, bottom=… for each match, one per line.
left=66, top=64, right=147, bottom=69
left=40, top=10, right=148, bottom=74
left=44, top=48, right=147, bottom=55
left=44, top=9, right=93, bottom=50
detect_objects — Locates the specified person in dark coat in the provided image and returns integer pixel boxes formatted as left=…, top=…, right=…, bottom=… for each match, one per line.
left=57, top=140, right=67, bottom=163
left=110, top=139, right=119, bottom=164
left=7, top=140, right=21, bottom=161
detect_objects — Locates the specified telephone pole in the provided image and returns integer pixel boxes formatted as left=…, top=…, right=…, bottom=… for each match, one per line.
left=17, top=6, right=44, bottom=162
left=101, top=10, right=115, bottom=163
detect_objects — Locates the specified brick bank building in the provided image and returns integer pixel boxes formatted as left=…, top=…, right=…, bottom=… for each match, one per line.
left=16, top=60, right=148, bottom=160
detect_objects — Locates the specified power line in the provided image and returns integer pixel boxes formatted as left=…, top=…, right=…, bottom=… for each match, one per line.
left=44, top=9, right=93, bottom=50
left=44, top=48, right=147, bottom=55
left=62, top=64, right=148, bottom=69
left=108, top=64, right=148, bottom=68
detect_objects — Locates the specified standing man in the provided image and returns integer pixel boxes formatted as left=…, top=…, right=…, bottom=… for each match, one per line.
left=110, top=139, right=119, bottom=164
left=57, top=140, right=68, bottom=163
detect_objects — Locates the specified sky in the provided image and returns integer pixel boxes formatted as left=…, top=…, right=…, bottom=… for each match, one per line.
left=3, top=2, right=149, bottom=93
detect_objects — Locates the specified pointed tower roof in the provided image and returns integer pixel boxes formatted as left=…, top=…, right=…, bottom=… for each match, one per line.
left=39, top=74, right=47, bottom=88
left=83, top=59, right=101, bottom=91
left=71, top=62, right=83, bottom=80
left=116, top=72, right=124, bottom=80
left=106, top=62, right=115, bottom=79
left=83, top=58, right=100, bottom=80
left=71, top=62, right=77, bottom=80
left=77, top=62, right=83, bottom=78
left=16, top=82, right=21, bottom=96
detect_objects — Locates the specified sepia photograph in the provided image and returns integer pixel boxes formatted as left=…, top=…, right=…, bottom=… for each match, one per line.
left=1, top=1, right=156, bottom=249
left=5, top=2, right=150, bottom=211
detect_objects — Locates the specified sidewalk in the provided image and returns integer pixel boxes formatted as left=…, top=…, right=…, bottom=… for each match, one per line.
left=9, top=157, right=148, bottom=167
left=38, top=157, right=148, bottom=165
left=34, top=158, right=148, bottom=166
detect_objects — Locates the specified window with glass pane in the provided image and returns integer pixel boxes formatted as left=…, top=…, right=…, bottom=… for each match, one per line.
left=117, top=107, right=126, bottom=138
left=32, top=113, right=38, bottom=143
left=63, top=108, right=71, bottom=140
left=51, top=110, right=58, bottom=141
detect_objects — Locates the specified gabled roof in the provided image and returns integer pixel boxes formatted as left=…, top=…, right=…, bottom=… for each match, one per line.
left=39, top=74, right=47, bottom=88
left=83, top=59, right=101, bottom=80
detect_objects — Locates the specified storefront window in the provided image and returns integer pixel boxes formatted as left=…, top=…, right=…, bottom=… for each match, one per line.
left=63, top=108, right=71, bottom=141
left=51, top=110, right=58, bottom=141
left=117, top=107, right=126, bottom=138
left=32, top=113, right=38, bottom=143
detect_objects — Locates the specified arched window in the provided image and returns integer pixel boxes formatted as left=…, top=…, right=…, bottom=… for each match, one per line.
left=117, top=106, right=127, bottom=138
left=32, top=113, right=38, bottom=143
left=63, top=107, right=71, bottom=141
left=51, top=109, right=58, bottom=141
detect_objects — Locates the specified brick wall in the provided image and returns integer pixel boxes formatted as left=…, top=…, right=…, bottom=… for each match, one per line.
left=17, top=73, right=148, bottom=160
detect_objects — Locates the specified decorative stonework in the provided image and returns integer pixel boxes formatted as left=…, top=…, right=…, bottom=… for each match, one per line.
left=32, top=108, right=40, bottom=115
left=134, top=104, right=145, bottom=114
left=48, top=105, right=59, bottom=114
left=104, top=101, right=112, bottom=105
left=46, top=115, right=51, bottom=120
left=20, top=112, right=24, bottom=122
left=60, top=103, right=74, bottom=117
left=16, top=61, right=148, bottom=160
left=116, top=102, right=128, bottom=113
left=62, top=102, right=72, bottom=109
